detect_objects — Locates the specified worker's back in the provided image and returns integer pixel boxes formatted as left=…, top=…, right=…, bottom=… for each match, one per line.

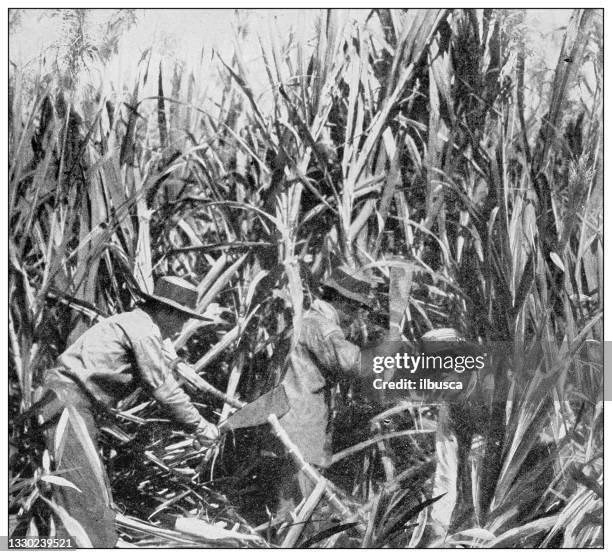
left=47, top=308, right=159, bottom=408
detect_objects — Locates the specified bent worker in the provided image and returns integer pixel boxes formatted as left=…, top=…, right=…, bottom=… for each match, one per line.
left=35, top=276, right=219, bottom=547
left=276, top=264, right=393, bottom=514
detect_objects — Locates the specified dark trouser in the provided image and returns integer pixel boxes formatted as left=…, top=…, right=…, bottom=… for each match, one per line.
left=37, top=381, right=117, bottom=548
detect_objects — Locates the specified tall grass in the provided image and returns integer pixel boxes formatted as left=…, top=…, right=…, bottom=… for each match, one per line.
left=8, top=8, right=602, bottom=547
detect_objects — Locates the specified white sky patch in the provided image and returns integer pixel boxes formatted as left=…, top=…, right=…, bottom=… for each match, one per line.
left=8, top=9, right=582, bottom=127
left=10, top=8, right=571, bottom=70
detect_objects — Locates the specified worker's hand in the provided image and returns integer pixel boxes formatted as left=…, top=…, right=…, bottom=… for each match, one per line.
left=193, top=419, right=219, bottom=450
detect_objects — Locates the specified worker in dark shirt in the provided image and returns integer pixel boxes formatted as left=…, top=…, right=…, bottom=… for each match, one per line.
left=36, top=276, right=218, bottom=547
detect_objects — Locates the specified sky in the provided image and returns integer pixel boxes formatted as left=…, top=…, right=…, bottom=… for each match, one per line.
left=10, top=8, right=572, bottom=71
left=8, top=9, right=579, bottom=119
left=10, top=9, right=329, bottom=68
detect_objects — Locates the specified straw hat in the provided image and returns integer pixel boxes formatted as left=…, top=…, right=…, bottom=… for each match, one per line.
left=420, top=328, right=480, bottom=355
left=141, top=276, right=206, bottom=320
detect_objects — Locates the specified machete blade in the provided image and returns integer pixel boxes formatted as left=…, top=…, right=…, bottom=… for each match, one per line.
left=220, top=384, right=290, bottom=432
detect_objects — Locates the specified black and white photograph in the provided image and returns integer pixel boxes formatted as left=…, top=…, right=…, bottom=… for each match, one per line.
left=6, top=6, right=604, bottom=549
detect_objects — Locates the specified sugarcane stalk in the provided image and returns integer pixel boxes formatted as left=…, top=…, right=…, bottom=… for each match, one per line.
left=281, top=478, right=326, bottom=547
left=220, top=351, right=245, bottom=422
left=266, top=414, right=363, bottom=529
left=374, top=260, right=414, bottom=481
left=331, top=429, right=434, bottom=465
left=173, top=359, right=365, bottom=530
left=174, top=360, right=245, bottom=409
left=373, top=421, right=395, bottom=482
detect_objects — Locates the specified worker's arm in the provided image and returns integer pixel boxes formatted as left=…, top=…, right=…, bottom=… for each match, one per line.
left=130, top=332, right=217, bottom=439
left=305, top=316, right=401, bottom=382
left=311, top=327, right=410, bottom=414
left=316, top=329, right=362, bottom=377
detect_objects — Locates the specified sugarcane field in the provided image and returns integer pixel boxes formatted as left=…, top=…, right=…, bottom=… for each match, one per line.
left=6, top=7, right=604, bottom=550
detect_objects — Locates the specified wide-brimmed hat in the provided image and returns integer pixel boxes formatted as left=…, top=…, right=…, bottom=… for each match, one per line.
left=141, top=276, right=206, bottom=320
left=321, top=265, right=376, bottom=308
left=419, top=328, right=481, bottom=355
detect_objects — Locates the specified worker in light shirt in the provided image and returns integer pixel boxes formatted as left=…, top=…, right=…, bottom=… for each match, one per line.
left=276, top=265, right=395, bottom=514
left=35, top=276, right=218, bottom=547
